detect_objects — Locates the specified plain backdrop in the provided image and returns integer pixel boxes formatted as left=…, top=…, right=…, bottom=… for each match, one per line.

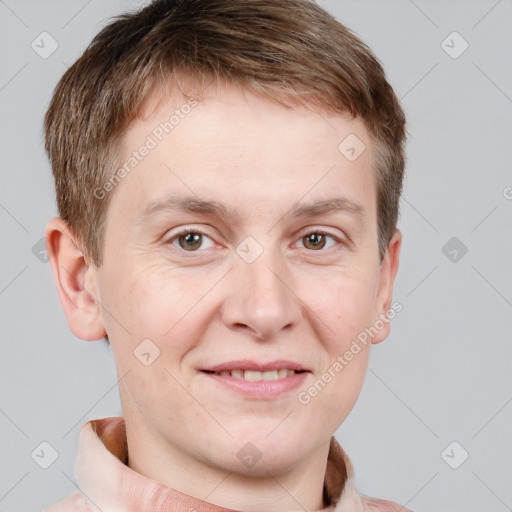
left=0, top=1, right=511, bottom=511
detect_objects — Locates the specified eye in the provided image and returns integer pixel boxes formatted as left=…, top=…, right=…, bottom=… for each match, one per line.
left=296, top=231, right=340, bottom=251
left=168, top=229, right=216, bottom=252
left=165, top=228, right=342, bottom=255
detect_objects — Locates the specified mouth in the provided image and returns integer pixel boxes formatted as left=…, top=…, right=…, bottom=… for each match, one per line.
left=199, top=360, right=311, bottom=398
left=201, top=368, right=307, bottom=381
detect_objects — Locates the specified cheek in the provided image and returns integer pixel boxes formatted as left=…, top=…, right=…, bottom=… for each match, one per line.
left=314, top=268, right=379, bottom=344
left=105, top=260, right=197, bottom=335
left=103, top=261, right=220, bottom=383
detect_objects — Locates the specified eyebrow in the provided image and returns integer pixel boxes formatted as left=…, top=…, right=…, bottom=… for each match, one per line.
left=139, top=194, right=365, bottom=223
left=289, top=197, right=364, bottom=221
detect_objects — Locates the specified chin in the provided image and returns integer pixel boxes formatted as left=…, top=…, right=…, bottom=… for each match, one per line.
left=225, top=443, right=305, bottom=477
left=220, top=424, right=312, bottom=474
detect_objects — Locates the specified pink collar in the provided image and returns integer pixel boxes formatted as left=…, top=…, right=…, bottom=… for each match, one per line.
left=70, top=416, right=401, bottom=512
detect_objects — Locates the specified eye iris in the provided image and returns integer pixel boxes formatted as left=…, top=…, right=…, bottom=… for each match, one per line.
left=178, top=232, right=202, bottom=251
left=304, top=233, right=326, bottom=250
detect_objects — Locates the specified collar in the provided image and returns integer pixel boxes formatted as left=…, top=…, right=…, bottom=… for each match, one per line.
left=73, top=416, right=399, bottom=512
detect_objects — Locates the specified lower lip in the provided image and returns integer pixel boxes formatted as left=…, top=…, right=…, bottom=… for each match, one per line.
left=200, top=371, right=310, bottom=398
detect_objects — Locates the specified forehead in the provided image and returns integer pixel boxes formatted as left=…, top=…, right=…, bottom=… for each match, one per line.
left=110, top=84, right=376, bottom=226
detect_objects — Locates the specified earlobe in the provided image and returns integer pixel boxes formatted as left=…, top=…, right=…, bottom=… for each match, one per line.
left=45, top=217, right=106, bottom=341
left=371, top=229, right=402, bottom=345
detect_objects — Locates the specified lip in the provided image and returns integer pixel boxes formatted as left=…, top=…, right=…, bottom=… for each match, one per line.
left=202, top=359, right=309, bottom=372
left=200, top=371, right=309, bottom=399
left=199, top=360, right=311, bottom=399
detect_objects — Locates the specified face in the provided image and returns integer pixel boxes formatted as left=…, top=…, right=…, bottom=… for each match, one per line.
left=83, top=84, right=400, bottom=475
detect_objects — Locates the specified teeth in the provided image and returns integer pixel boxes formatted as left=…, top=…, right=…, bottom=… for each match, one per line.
left=216, top=369, right=298, bottom=381
left=231, top=369, right=244, bottom=380
left=262, top=370, right=278, bottom=381
left=278, top=369, right=288, bottom=379
left=244, top=370, right=262, bottom=382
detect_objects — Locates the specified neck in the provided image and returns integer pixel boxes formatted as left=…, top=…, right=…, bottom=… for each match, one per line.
left=125, top=421, right=330, bottom=512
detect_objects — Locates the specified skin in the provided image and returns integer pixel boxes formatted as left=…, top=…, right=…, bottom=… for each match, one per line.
left=46, top=83, right=401, bottom=512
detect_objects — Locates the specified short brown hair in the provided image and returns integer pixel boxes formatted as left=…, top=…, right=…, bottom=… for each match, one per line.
left=44, top=0, right=406, bottom=265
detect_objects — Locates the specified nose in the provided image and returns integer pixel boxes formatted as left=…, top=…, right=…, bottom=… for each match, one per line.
left=220, top=248, right=303, bottom=341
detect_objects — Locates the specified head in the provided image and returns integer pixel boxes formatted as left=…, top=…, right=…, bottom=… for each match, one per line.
left=45, top=0, right=405, bottom=481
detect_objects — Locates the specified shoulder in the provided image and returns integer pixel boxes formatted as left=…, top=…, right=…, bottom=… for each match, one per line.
left=45, top=490, right=93, bottom=512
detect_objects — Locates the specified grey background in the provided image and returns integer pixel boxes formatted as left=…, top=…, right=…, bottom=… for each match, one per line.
left=0, top=0, right=511, bottom=511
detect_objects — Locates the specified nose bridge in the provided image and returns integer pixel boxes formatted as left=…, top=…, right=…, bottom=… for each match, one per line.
left=222, top=236, right=301, bottom=339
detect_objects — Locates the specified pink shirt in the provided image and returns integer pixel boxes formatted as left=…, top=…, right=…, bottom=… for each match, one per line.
left=46, top=416, right=410, bottom=512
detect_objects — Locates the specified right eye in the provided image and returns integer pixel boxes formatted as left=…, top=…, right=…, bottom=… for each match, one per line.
left=166, top=229, right=217, bottom=253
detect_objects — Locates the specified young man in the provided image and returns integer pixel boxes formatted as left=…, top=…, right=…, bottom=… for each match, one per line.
left=44, top=0, right=408, bottom=510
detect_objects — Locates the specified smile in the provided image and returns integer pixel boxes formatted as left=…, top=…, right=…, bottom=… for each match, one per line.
left=199, top=364, right=310, bottom=398
left=204, top=369, right=303, bottom=381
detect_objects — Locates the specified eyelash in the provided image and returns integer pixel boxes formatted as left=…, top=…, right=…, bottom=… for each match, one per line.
left=164, top=227, right=343, bottom=255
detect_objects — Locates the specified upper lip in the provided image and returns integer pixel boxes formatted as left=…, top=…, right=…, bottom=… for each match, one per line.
left=201, top=360, right=310, bottom=372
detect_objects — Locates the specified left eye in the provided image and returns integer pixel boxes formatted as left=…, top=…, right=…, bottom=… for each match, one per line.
left=297, top=231, right=339, bottom=251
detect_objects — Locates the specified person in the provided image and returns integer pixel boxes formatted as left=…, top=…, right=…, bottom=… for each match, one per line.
left=43, top=0, right=409, bottom=510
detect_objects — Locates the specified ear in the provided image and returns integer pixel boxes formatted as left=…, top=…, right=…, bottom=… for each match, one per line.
left=45, top=217, right=106, bottom=341
left=371, top=229, right=402, bottom=345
